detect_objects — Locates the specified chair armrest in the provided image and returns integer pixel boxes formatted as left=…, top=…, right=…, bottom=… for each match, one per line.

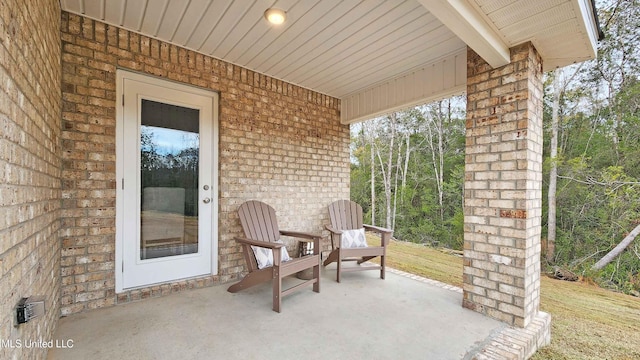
left=363, top=224, right=392, bottom=234
left=234, top=237, right=284, bottom=249
left=279, top=230, right=321, bottom=255
left=363, top=224, right=393, bottom=246
left=279, top=230, right=321, bottom=240
left=324, top=225, right=342, bottom=249
left=324, top=225, right=343, bottom=235
left=234, top=237, right=288, bottom=266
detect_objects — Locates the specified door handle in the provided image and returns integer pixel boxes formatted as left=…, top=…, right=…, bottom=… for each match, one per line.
left=203, top=197, right=211, bottom=204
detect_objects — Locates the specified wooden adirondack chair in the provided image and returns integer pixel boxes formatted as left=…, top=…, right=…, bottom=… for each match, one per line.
left=227, top=200, right=321, bottom=312
left=324, top=200, right=393, bottom=282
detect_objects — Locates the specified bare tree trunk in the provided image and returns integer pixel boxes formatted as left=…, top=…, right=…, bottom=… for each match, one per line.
left=438, top=102, right=447, bottom=221
left=592, top=224, right=640, bottom=270
left=374, top=113, right=396, bottom=229
left=392, top=137, right=403, bottom=229
left=402, top=133, right=410, bottom=192
left=367, top=122, right=376, bottom=226
left=400, top=133, right=411, bottom=208
left=547, top=69, right=561, bottom=263
left=384, top=113, right=396, bottom=229
left=424, top=102, right=445, bottom=222
left=609, top=81, right=621, bottom=159
left=546, top=64, right=583, bottom=261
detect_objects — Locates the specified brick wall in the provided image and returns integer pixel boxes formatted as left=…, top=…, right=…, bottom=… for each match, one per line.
left=463, top=43, right=543, bottom=328
left=60, top=13, right=350, bottom=315
left=0, top=0, right=62, bottom=359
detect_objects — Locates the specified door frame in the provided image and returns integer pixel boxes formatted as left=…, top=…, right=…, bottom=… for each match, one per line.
left=115, top=70, right=219, bottom=292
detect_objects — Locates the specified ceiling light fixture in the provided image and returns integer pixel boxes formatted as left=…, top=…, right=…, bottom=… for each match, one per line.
left=264, top=8, right=286, bottom=25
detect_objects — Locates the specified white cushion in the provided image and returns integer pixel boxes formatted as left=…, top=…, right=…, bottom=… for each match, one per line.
left=251, top=241, right=291, bottom=269
left=341, top=228, right=368, bottom=248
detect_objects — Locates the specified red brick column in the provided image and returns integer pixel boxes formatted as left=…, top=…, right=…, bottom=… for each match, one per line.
left=463, top=43, right=543, bottom=328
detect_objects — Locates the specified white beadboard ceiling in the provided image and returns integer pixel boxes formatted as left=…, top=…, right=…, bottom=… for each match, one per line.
left=60, top=0, right=600, bottom=122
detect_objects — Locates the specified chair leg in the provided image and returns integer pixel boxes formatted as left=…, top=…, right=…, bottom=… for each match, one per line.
left=380, top=255, right=385, bottom=279
left=227, top=269, right=271, bottom=293
left=313, top=264, right=320, bottom=293
left=272, top=268, right=281, bottom=313
left=336, top=250, right=341, bottom=283
left=323, top=250, right=339, bottom=266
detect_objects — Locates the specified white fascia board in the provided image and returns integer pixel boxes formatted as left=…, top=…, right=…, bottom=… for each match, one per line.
left=418, top=0, right=510, bottom=68
left=574, top=0, right=599, bottom=59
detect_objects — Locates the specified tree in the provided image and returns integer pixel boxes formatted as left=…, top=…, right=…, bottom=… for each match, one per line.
left=538, top=0, right=640, bottom=291
left=421, top=101, right=448, bottom=222
left=546, top=69, right=561, bottom=263
left=593, top=223, right=640, bottom=270
left=365, top=120, right=378, bottom=226
left=375, top=112, right=397, bottom=229
left=349, top=98, right=465, bottom=248
left=546, top=64, right=584, bottom=263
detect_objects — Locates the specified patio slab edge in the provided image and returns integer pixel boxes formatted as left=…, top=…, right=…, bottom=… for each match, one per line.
left=387, top=268, right=551, bottom=360
left=467, top=311, right=551, bottom=360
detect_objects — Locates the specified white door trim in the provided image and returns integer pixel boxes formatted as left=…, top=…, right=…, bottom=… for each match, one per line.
left=115, top=70, right=219, bottom=292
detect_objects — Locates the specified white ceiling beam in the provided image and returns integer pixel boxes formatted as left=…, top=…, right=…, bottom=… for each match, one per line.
left=417, top=0, right=510, bottom=68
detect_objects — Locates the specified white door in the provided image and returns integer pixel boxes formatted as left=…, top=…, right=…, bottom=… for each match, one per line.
left=116, top=71, right=218, bottom=291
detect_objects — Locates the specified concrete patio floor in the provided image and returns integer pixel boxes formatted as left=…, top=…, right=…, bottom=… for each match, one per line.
left=47, top=265, right=530, bottom=360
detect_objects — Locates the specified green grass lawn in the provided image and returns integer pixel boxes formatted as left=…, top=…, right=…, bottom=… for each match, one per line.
left=382, top=239, right=640, bottom=359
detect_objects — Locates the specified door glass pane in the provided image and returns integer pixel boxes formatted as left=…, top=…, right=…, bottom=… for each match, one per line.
left=140, top=99, right=199, bottom=260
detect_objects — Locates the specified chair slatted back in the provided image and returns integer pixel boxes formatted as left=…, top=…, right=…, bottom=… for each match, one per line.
left=328, top=200, right=364, bottom=231
left=238, top=200, right=281, bottom=243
